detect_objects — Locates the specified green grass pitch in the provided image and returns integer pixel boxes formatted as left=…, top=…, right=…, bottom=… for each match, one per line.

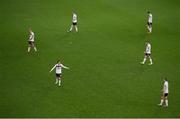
left=0, top=0, right=180, bottom=117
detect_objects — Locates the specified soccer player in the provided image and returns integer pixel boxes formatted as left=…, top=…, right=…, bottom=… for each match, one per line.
left=147, top=11, right=153, bottom=33
left=68, top=12, right=78, bottom=32
left=28, top=28, right=37, bottom=52
left=49, top=60, right=69, bottom=86
left=158, top=78, right=169, bottom=107
left=140, top=41, right=153, bottom=65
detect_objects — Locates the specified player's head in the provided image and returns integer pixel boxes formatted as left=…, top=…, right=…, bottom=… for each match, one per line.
left=146, top=41, right=150, bottom=45
left=29, top=27, right=32, bottom=33
left=164, top=77, right=168, bottom=82
left=147, top=11, right=151, bottom=14
left=57, top=60, right=61, bottom=64
left=72, top=11, right=76, bottom=14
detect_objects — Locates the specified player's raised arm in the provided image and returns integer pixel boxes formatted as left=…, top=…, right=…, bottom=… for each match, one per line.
left=50, top=64, right=56, bottom=72
left=61, top=64, right=69, bottom=69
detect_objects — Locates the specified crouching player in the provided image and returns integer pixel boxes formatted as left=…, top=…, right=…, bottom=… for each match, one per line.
left=28, top=28, right=37, bottom=53
left=158, top=78, right=169, bottom=107
left=50, top=60, right=69, bottom=86
left=140, top=41, right=153, bottom=65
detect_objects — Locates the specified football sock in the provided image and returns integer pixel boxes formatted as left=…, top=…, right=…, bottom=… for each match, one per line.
left=58, top=80, right=61, bottom=86
left=150, top=58, right=153, bottom=64
left=75, top=26, right=78, bottom=32
left=34, top=47, right=37, bottom=52
left=143, top=58, right=146, bottom=64
left=150, top=27, right=152, bottom=33
left=160, top=99, right=164, bottom=105
left=165, top=100, right=168, bottom=106
left=70, top=25, right=73, bottom=31
left=28, top=47, right=31, bottom=52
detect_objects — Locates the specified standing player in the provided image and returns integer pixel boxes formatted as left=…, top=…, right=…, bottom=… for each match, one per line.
left=147, top=11, right=153, bottom=33
left=49, top=60, right=69, bottom=86
left=158, top=78, right=169, bottom=107
left=28, top=28, right=37, bottom=52
left=140, top=41, right=153, bottom=65
left=68, top=12, right=78, bottom=32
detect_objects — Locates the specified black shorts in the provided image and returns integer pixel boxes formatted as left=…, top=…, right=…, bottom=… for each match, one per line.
left=147, top=22, right=152, bottom=26
left=164, top=93, right=168, bottom=97
left=145, top=53, right=151, bottom=56
left=56, top=73, right=61, bottom=78
left=73, top=22, right=77, bottom=25
left=28, top=41, right=34, bottom=46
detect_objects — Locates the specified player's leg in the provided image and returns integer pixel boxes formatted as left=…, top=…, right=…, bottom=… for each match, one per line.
left=148, top=26, right=150, bottom=32
left=68, top=24, right=73, bottom=32
left=32, top=42, right=37, bottom=52
left=146, top=23, right=150, bottom=32
left=149, top=23, right=153, bottom=33
left=74, top=23, right=78, bottom=32
left=164, top=94, right=168, bottom=107
left=164, top=97, right=168, bottom=107
left=58, top=77, right=61, bottom=86
left=148, top=25, right=152, bottom=34
left=28, top=42, right=31, bottom=52
left=147, top=23, right=152, bottom=33
left=147, top=25, right=149, bottom=32
left=141, top=55, right=147, bottom=64
left=55, top=78, right=58, bottom=84
left=149, top=26, right=152, bottom=33
left=56, top=74, right=61, bottom=86
left=149, top=23, right=152, bottom=33
left=148, top=56, right=153, bottom=65
left=75, top=25, right=78, bottom=32
left=55, top=74, right=58, bottom=84
left=33, top=46, right=37, bottom=52
left=34, top=47, right=37, bottom=52
left=158, top=96, right=164, bottom=106
left=28, top=46, right=31, bottom=52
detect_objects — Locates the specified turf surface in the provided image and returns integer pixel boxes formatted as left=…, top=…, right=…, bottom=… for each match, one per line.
left=0, top=0, right=180, bottom=117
